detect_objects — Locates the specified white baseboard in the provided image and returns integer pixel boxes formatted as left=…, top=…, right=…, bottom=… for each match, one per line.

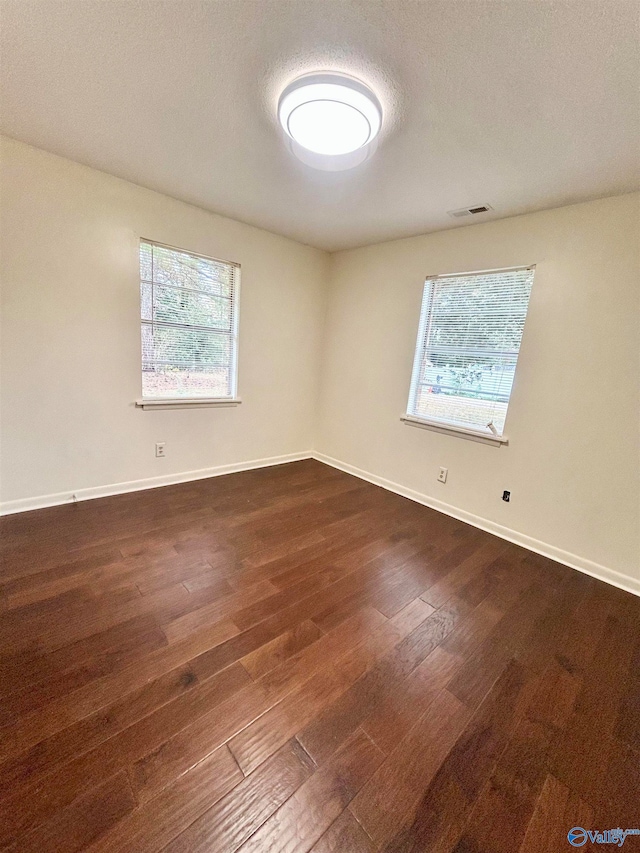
left=0, top=451, right=312, bottom=516
left=312, top=451, right=640, bottom=599
left=3, top=448, right=637, bottom=599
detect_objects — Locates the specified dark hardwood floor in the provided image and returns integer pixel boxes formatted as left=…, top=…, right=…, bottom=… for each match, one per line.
left=0, top=459, right=638, bottom=852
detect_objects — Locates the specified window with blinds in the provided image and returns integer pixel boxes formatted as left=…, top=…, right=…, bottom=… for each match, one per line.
left=406, top=266, right=535, bottom=438
left=140, top=240, right=240, bottom=400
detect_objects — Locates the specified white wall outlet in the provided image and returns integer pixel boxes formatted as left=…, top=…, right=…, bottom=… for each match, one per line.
left=155, top=442, right=166, bottom=458
left=437, top=466, right=448, bottom=483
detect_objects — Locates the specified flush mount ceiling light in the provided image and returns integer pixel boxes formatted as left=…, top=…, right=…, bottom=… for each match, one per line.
left=278, top=73, right=382, bottom=157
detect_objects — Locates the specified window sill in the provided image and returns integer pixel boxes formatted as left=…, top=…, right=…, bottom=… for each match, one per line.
left=136, top=398, right=242, bottom=410
left=401, top=414, right=508, bottom=446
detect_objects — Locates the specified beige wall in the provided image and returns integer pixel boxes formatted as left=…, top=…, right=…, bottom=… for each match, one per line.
left=317, top=194, right=640, bottom=589
left=0, top=137, right=328, bottom=508
left=1, top=137, right=638, bottom=592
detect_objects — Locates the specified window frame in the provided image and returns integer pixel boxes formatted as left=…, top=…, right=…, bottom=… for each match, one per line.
left=403, top=264, right=535, bottom=445
left=136, top=239, right=241, bottom=410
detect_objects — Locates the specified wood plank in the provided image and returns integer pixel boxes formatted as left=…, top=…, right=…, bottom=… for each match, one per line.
left=446, top=582, right=549, bottom=710
left=228, top=666, right=352, bottom=776
left=518, top=774, right=594, bottom=853
left=83, top=746, right=242, bottom=853
left=453, top=716, right=555, bottom=853
left=420, top=539, right=510, bottom=609
left=131, top=608, right=389, bottom=806
left=361, top=645, right=463, bottom=754
left=349, top=689, right=472, bottom=849
left=595, top=738, right=640, bottom=828
left=240, top=619, right=324, bottom=680
left=0, top=616, right=239, bottom=765
left=162, top=579, right=279, bottom=644
left=228, top=598, right=436, bottom=775
left=615, top=632, right=640, bottom=750
left=0, top=459, right=637, bottom=853
left=309, top=809, right=376, bottom=853
left=15, top=771, right=136, bottom=853
left=0, top=663, right=252, bottom=843
left=162, top=739, right=315, bottom=853
left=256, top=606, right=388, bottom=702
left=548, top=612, right=636, bottom=803
left=296, top=601, right=449, bottom=766
left=366, top=656, right=538, bottom=852
left=0, top=660, right=201, bottom=795
left=128, top=681, right=267, bottom=805
left=0, top=622, right=167, bottom=724
left=235, top=729, right=384, bottom=853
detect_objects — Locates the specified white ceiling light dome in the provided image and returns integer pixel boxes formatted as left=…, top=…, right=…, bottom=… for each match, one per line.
left=278, top=72, right=382, bottom=156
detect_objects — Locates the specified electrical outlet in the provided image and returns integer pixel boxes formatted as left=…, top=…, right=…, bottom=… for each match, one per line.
left=155, top=442, right=166, bottom=458
left=437, top=467, right=448, bottom=484
left=502, top=490, right=510, bottom=502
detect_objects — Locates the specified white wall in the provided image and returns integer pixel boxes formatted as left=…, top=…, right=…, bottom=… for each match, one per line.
left=2, top=137, right=638, bottom=593
left=0, top=137, right=328, bottom=509
left=316, top=194, right=640, bottom=591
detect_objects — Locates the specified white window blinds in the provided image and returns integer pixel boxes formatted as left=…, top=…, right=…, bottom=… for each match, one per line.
left=140, top=240, right=240, bottom=400
left=407, top=266, right=535, bottom=437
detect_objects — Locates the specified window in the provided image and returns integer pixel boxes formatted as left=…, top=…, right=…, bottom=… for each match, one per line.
left=140, top=240, right=240, bottom=402
left=405, top=266, right=535, bottom=440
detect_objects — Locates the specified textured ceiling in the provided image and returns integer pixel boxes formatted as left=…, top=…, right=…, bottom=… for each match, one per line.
left=1, top=0, right=639, bottom=251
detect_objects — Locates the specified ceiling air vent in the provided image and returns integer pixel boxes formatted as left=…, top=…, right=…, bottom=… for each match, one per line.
left=447, top=204, right=493, bottom=218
